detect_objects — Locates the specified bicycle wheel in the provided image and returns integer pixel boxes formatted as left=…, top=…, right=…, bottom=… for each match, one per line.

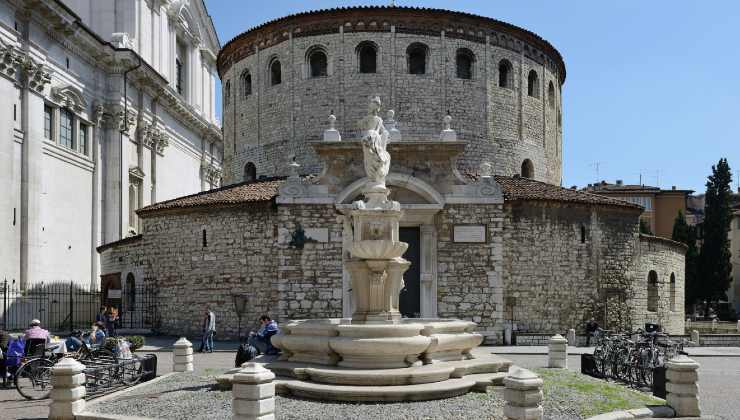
left=15, top=358, right=55, bottom=400
left=79, top=347, right=117, bottom=366
left=121, top=356, right=143, bottom=386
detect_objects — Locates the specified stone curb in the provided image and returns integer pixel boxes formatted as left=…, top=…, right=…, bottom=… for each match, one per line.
left=76, top=412, right=155, bottom=420
left=585, top=405, right=675, bottom=420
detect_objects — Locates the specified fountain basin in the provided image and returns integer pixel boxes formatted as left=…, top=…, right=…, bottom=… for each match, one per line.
left=350, top=240, right=408, bottom=259
left=330, top=335, right=432, bottom=369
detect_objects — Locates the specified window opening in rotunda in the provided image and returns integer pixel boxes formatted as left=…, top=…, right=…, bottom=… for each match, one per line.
left=241, top=71, right=252, bottom=97
left=669, top=273, right=676, bottom=312
left=357, top=42, right=377, bottom=73
left=456, top=48, right=474, bottom=79
left=407, top=43, right=428, bottom=75
left=244, top=162, right=257, bottom=182
left=647, top=270, right=658, bottom=312
left=580, top=225, right=586, bottom=243
left=527, top=70, right=539, bottom=98
left=498, top=59, right=512, bottom=88
left=308, top=49, right=328, bottom=78
left=125, top=273, right=136, bottom=312
left=224, top=80, right=231, bottom=107
left=548, top=81, right=555, bottom=108
left=270, top=59, right=282, bottom=85
left=521, top=159, right=534, bottom=179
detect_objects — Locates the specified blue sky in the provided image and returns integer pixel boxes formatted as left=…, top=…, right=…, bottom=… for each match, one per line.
left=204, top=1, right=739, bottom=193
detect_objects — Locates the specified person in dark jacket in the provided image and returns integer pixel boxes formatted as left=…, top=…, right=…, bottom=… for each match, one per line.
left=585, top=318, right=600, bottom=346
left=0, top=329, right=9, bottom=387
left=247, top=315, right=279, bottom=355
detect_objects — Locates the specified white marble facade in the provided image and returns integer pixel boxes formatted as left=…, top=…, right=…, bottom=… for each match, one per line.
left=0, top=0, right=222, bottom=290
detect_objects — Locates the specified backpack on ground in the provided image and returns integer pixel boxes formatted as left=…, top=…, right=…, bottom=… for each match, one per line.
left=235, top=343, right=257, bottom=367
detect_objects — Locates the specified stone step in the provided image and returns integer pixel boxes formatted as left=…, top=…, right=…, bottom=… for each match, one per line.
left=465, top=372, right=508, bottom=392
left=275, top=377, right=477, bottom=402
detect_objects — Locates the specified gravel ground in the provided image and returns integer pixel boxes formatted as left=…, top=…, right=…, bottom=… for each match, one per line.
left=88, top=372, right=509, bottom=420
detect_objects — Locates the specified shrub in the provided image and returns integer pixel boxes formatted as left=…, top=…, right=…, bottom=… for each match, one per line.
left=103, top=335, right=145, bottom=352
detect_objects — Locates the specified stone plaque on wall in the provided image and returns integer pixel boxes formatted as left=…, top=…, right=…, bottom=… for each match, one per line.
left=304, top=227, right=329, bottom=243
left=453, top=225, right=487, bottom=243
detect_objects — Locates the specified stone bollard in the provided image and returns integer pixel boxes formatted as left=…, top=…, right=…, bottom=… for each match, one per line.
left=49, top=358, right=87, bottom=420
left=173, top=337, right=194, bottom=372
left=737, top=320, right=740, bottom=333
left=503, top=366, right=544, bottom=420
left=566, top=329, right=576, bottom=346
left=690, top=329, right=700, bottom=345
left=711, top=318, right=717, bottom=331
left=232, top=362, right=276, bottom=420
left=547, top=334, right=568, bottom=368
left=686, top=318, right=691, bottom=330
left=666, top=355, right=701, bottom=417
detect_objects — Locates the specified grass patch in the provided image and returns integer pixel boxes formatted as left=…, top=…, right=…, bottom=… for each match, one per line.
left=534, top=368, right=664, bottom=417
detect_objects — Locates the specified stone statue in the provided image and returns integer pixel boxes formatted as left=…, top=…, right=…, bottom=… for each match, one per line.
left=358, top=96, right=390, bottom=187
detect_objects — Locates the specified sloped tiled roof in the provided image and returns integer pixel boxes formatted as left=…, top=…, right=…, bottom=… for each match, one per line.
left=493, top=175, right=643, bottom=210
left=137, top=174, right=642, bottom=217
left=137, top=177, right=284, bottom=217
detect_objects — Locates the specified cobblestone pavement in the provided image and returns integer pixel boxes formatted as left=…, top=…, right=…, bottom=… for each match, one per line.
left=2, top=349, right=738, bottom=419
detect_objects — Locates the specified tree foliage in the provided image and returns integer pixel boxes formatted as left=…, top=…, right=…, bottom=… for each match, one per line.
left=671, top=210, right=700, bottom=308
left=698, top=158, right=733, bottom=306
left=639, top=219, right=653, bottom=235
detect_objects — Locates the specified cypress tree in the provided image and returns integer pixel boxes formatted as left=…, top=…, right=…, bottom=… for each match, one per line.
left=672, top=210, right=700, bottom=309
left=699, top=158, right=733, bottom=312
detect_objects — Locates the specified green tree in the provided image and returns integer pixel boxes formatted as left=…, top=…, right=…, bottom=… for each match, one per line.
left=639, top=218, right=653, bottom=235
left=671, top=210, right=700, bottom=309
left=698, top=158, right=733, bottom=313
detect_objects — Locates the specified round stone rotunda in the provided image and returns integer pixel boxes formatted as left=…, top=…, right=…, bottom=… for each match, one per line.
left=99, top=7, right=687, bottom=401
left=218, top=6, right=565, bottom=185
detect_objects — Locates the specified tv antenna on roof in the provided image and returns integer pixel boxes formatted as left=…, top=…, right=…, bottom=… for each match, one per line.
left=589, top=161, right=604, bottom=182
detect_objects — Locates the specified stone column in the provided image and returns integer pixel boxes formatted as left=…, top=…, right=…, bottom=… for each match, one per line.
left=173, top=337, right=194, bottom=372
left=548, top=334, right=567, bottom=368
left=232, top=362, right=276, bottom=420
left=666, top=355, right=701, bottom=417
left=566, top=329, right=576, bottom=346
left=737, top=320, right=740, bottom=333
left=503, top=366, right=543, bottom=420
left=49, top=358, right=87, bottom=420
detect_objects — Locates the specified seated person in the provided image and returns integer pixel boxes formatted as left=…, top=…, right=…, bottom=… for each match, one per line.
left=247, top=315, right=280, bottom=355
left=65, top=330, right=84, bottom=352
left=85, top=322, right=106, bottom=347
left=23, top=319, right=49, bottom=356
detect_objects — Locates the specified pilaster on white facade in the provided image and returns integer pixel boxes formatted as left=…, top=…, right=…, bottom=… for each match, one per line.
left=0, top=0, right=222, bottom=290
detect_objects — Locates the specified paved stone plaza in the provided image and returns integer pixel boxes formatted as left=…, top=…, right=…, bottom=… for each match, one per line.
left=2, top=345, right=738, bottom=419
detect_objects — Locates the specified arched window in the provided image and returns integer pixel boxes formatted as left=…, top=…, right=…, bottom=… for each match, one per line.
left=244, top=162, right=256, bottom=182
left=269, top=59, right=282, bottom=86
left=647, top=271, right=659, bottom=312
left=548, top=81, right=555, bottom=108
left=521, top=159, right=534, bottom=179
left=456, top=48, right=474, bottom=79
left=224, top=80, right=231, bottom=107
left=357, top=41, right=377, bottom=73
left=125, top=273, right=135, bottom=312
left=308, top=49, right=328, bottom=78
left=498, top=59, right=513, bottom=88
left=407, top=43, right=428, bottom=75
left=241, top=71, right=252, bottom=98
left=557, top=109, right=562, bottom=127
left=580, top=225, right=586, bottom=244
left=670, top=273, right=676, bottom=312
left=527, top=70, right=539, bottom=98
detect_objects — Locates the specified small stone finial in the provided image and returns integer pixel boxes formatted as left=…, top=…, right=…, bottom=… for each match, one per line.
left=288, top=157, right=300, bottom=179
left=323, top=111, right=341, bottom=142
left=386, top=109, right=402, bottom=142
left=440, top=112, right=457, bottom=141
left=479, top=162, right=493, bottom=178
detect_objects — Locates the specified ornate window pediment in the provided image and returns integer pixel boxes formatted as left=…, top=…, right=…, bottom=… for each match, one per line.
left=129, top=166, right=146, bottom=180
left=51, top=86, right=88, bottom=113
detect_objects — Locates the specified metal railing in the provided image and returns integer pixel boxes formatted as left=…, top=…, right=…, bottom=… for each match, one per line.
left=84, top=354, right=157, bottom=397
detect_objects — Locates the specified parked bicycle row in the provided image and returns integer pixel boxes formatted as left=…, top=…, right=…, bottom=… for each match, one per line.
left=589, top=323, right=687, bottom=389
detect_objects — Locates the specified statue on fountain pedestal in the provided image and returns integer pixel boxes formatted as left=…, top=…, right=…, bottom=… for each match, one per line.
left=357, top=97, right=391, bottom=208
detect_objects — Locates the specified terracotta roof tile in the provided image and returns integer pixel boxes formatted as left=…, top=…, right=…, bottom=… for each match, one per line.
left=137, top=177, right=284, bottom=216
left=137, top=174, right=642, bottom=217
left=492, top=175, right=643, bottom=210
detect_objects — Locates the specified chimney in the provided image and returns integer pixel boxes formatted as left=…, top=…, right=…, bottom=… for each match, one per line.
left=672, top=186, right=676, bottom=190
left=616, top=179, right=623, bottom=185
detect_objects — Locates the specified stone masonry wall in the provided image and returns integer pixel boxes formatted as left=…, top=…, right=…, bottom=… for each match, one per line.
left=435, top=204, right=505, bottom=343
left=630, top=235, right=686, bottom=334
left=222, top=27, right=562, bottom=185
left=502, top=201, right=641, bottom=339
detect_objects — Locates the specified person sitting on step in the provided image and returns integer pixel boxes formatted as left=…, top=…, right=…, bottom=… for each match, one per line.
left=247, top=315, right=280, bottom=355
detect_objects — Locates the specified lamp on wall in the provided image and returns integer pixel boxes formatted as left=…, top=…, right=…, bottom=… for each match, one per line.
left=232, top=294, right=249, bottom=341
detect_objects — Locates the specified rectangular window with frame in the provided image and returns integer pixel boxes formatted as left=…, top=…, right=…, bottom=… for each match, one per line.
left=44, top=105, right=53, bottom=140
left=176, top=58, right=183, bottom=94
left=59, top=108, right=75, bottom=150
left=79, top=123, right=89, bottom=156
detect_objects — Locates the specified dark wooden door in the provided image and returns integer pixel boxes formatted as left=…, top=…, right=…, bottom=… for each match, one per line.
left=399, top=227, right=421, bottom=318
